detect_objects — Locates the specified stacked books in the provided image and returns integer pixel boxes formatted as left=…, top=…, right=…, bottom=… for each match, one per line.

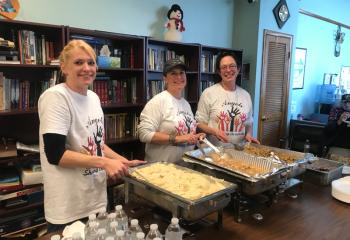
left=0, top=37, right=19, bottom=64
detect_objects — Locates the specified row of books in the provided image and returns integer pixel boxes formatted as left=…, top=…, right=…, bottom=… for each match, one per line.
left=147, top=79, right=165, bottom=100
left=201, top=53, right=218, bottom=73
left=200, top=80, right=215, bottom=94
left=91, top=74, right=137, bottom=105
left=70, top=34, right=135, bottom=68
left=16, top=30, right=57, bottom=65
left=0, top=71, right=58, bottom=110
left=104, top=112, right=139, bottom=140
left=148, top=48, right=185, bottom=71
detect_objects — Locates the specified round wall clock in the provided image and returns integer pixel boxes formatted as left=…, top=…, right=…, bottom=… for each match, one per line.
left=273, top=0, right=290, bottom=29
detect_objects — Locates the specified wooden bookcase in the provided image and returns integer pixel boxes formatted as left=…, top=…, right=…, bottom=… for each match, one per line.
left=200, top=45, right=243, bottom=94
left=146, top=38, right=200, bottom=104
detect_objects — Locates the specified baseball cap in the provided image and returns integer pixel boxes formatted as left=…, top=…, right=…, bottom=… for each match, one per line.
left=163, top=58, right=187, bottom=76
left=341, top=94, right=350, bottom=103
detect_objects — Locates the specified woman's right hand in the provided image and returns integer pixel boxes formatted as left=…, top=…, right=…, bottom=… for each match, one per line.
left=338, top=112, right=350, bottom=125
left=104, top=158, right=129, bottom=180
left=214, top=129, right=229, bottom=142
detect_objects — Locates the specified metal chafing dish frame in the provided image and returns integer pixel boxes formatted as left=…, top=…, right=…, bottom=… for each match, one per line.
left=244, top=143, right=311, bottom=178
left=182, top=147, right=295, bottom=222
left=123, top=162, right=236, bottom=223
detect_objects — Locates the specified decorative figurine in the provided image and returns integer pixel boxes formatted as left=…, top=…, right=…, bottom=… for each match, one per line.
left=164, top=4, right=185, bottom=42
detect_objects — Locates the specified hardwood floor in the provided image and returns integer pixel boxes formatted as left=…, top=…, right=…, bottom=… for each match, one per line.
left=195, top=182, right=350, bottom=240
left=38, top=181, right=350, bottom=240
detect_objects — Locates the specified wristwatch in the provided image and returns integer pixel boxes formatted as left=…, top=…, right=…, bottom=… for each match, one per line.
left=169, top=132, right=177, bottom=145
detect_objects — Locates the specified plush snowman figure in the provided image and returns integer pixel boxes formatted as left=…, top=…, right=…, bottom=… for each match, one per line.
left=164, top=4, right=185, bottom=42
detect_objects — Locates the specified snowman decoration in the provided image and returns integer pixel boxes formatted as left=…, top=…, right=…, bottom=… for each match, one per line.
left=164, top=4, right=185, bottom=42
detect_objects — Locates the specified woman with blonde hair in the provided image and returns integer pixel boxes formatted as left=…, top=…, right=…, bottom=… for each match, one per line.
left=38, top=39, right=144, bottom=232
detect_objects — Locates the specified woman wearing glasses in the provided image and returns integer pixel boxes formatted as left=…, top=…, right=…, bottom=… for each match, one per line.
left=195, top=52, right=259, bottom=146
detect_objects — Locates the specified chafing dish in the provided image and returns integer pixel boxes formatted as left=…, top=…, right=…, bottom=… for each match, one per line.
left=242, top=143, right=311, bottom=178
left=183, top=147, right=290, bottom=195
left=123, top=162, right=236, bottom=222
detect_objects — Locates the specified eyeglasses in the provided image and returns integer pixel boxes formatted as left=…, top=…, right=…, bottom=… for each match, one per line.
left=220, top=64, right=237, bottom=71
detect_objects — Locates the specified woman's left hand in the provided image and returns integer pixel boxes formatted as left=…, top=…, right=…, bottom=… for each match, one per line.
left=245, top=134, right=260, bottom=144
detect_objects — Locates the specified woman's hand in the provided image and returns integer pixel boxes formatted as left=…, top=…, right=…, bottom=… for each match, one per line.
left=338, top=112, right=350, bottom=125
left=214, top=129, right=229, bottom=143
left=103, top=158, right=129, bottom=181
left=245, top=134, right=260, bottom=144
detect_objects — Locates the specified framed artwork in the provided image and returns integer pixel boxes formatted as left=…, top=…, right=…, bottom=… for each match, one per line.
left=292, top=48, right=307, bottom=89
left=340, top=66, right=350, bottom=91
left=0, top=0, right=19, bottom=20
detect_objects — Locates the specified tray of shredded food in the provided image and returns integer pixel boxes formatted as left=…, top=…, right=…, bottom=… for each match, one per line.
left=183, top=146, right=289, bottom=182
left=124, top=162, right=236, bottom=220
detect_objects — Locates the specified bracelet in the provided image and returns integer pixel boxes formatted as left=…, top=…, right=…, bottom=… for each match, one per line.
left=169, top=132, right=176, bottom=145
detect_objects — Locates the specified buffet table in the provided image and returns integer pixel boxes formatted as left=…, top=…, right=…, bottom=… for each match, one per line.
left=39, top=181, right=350, bottom=240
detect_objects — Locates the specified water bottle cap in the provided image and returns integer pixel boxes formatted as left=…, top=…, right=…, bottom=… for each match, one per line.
left=108, top=212, right=116, bottom=219
left=116, top=230, right=125, bottom=236
left=136, top=232, right=145, bottom=239
left=50, top=234, right=61, bottom=240
left=99, top=208, right=106, bottom=214
left=89, top=221, right=98, bottom=228
left=150, top=224, right=158, bottom=230
left=110, top=221, right=118, bottom=228
left=171, top=217, right=179, bottom=224
left=88, top=214, right=96, bottom=220
left=97, top=228, right=106, bottom=234
left=115, top=205, right=122, bottom=211
left=131, top=219, right=139, bottom=225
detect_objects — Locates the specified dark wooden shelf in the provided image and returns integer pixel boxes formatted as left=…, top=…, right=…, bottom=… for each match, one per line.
left=0, top=108, right=38, bottom=116
left=106, top=136, right=139, bottom=145
left=0, top=64, right=59, bottom=68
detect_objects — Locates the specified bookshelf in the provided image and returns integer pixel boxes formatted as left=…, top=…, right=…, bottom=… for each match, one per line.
left=200, top=45, right=243, bottom=94
left=146, top=38, right=200, bottom=104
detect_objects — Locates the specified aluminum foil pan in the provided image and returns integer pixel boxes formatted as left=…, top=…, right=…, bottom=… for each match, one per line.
left=183, top=147, right=289, bottom=181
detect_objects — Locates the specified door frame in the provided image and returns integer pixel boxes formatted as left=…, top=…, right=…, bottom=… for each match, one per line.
left=258, top=29, right=293, bottom=144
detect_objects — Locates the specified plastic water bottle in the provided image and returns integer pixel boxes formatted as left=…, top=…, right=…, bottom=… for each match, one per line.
left=165, top=218, right=182, bottom=240
left=115, top=205, right=128, bottom=231
left=97, top=209, right=109, bottom=229
left=145, top=224, right=162, bottom=240
left=116, top=230, right=126, bottom=240
left=304, top=139, right=312, bottom=160
left=50, top=234, right=61, bottom=240
left=136, top=232, right=145, bottom=240
left=87, top=213, right=98, bottom=227
left=304, top=139, right=310, bottom=153
left=107, top=221, right=119, bottom=238
left=97, top=228, right=107, bottom=240
left=85, top=221, right=99, bottom=240
left=127, top=219, right=143, bottom=240
left=107, top=212, right=117, bottom=226
left=72, top=232, right=83, bottom=240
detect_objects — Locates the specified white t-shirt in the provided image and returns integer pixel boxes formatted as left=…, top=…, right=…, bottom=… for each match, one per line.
left=38, top=83, right=107, bottom=224
left=195, top=83, right=253, bottom=145
left=138, top=90, right=197, bottom=163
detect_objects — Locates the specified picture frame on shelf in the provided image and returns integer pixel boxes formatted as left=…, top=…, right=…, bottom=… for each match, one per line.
left=292, top=47, right=307, bottom=89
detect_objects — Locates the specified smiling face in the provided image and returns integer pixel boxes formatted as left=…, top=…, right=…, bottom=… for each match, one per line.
left=218, top=56, right=240, bottom=85
left=61, top=47, right=97, bottom=92
left=164, top=67, right=187, bottom=97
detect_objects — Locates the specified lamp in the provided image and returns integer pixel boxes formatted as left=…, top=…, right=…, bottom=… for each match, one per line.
left=334, top=25, right=345, bottom=57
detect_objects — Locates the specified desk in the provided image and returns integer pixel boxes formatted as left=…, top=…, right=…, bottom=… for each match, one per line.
left=39, top=182, right=350, bottom=240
